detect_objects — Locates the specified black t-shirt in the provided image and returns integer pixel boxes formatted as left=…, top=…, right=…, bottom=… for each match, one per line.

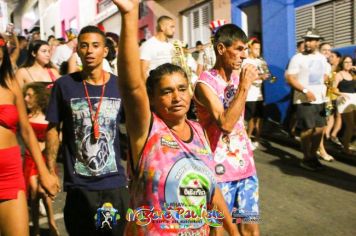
left=46, top=72, right=127, bottom=190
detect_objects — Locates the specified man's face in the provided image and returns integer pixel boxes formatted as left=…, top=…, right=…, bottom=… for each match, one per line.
left=249, top=43, right=261, bottom=58
left=162, top=20, right=175, bottom=39
left=77, top=33, right=108, bottom=69
left=219, top=40, right=247, bottom=71
left=304, top=38, right=319, bottom=54
left=320, top=44, right=332, bottom=60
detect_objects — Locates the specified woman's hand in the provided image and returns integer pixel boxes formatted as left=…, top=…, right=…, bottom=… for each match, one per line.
left=39, top=172, right=60, bottom=199
left=111, top=0, right=137, bottom=13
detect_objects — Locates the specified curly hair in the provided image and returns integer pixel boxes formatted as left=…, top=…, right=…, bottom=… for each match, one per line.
left=23, top=82, right=50, bottom=114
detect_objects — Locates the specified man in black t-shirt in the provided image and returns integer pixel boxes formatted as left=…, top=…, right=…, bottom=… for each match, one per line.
left=46, top=25, right=128, bottom=236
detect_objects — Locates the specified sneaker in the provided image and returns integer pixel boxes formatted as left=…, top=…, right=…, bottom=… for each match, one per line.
left=330, top=136, right=342, bottom=146
left=300, top=159, right=318, bottom=171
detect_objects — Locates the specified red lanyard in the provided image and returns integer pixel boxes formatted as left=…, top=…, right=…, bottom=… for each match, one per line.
left=83, top=71, right=106, bottom=140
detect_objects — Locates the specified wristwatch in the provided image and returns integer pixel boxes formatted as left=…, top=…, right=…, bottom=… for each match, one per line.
left=302, top=88, right=309, bottom=94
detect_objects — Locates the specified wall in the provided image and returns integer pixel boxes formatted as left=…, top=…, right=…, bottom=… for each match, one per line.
left=154, top=0, right=215, bottom=40
left=213, top=0, right=231, bottom=21
left=40, top=1, right=60, bottom=39
left=59, top=0, right=79, bottom=37
left=79, top=0, right=97, bottom=29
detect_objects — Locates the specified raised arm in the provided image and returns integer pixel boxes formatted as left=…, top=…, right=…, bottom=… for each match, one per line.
left=195, top=65, right=258, bottom=133
left=113, top=0, right=151, bottom=166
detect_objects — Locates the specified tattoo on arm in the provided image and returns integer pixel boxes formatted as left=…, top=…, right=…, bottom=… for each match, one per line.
left=46, top=124, right=60, bottom=174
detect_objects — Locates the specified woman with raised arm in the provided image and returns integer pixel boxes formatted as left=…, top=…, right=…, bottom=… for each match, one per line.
left=15, top=40, right=59, bottom=88
left=112, top=1, right=238, bottom=235
left=0, top=36, right=59, bottom=236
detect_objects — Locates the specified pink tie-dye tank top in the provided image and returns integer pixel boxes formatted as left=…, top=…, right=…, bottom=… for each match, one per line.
left=127, top=114, right=218, bottom=235
left=195, top=69, right=256, bottom=182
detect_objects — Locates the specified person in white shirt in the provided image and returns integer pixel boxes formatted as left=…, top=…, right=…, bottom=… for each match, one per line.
left=50, top=29, right=78, bottom=72
left=140, top=16, right=175, bottom=76
left=243, top=38, right=270, bottom=149
left=286, top=28, right=329, bottom=171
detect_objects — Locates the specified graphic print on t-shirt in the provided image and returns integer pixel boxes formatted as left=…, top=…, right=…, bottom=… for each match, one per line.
left=308, top=59, right=324, bottom=85
left=222, top=84, right=237, bottom=109
left=164, top=156, right=215, bottom=228
left=71, top=97, right=120, bottom=176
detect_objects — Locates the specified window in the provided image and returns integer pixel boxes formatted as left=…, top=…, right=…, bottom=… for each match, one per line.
left=183, top=2, right=212, bottom=47
left=295, top=0, right=355, bottom=47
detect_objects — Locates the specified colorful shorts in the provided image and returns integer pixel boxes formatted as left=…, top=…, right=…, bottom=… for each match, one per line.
left=218, top=174, right=259, bottom=223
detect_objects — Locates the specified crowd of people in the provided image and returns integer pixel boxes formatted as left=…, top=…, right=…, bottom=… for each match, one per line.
left=0, top=0, right=355, bottom=235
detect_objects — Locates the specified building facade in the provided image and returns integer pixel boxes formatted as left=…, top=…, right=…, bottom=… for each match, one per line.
left=231, top=0, right=356, bottom=123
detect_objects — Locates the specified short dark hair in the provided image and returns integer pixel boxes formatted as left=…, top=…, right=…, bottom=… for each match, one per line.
left=156, top=15, right=173, bottom=32
left=146, top=63, right=187, bottom=97
left=47, top=35, right=55, bottom=42
left=214, top=24, right=248, bottom=52
left=331, top=50, right=341, bottom=58
left=297, top=41, right=304, bottom=48
left=196, top=41, right=203, bottom=46
left=78, top=25, right=106, bottom=42
left=105, top=32, right=119, bottom=44
left=17, top=35, right=27, bottom=42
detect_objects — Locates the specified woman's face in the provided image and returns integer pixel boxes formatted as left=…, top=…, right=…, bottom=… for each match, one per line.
left=24, top=88, right=38, bottom=112
left=151, top=72, right=191, bottom=123
left=329, top=53, right=340, bottom=66
left=342, top=57, right=353, bottom=71
left=34, top=44, right=51, bottom=65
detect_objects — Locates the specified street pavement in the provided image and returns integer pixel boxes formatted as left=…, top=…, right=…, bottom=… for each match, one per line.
left=33, top=128, right=356, bottom=236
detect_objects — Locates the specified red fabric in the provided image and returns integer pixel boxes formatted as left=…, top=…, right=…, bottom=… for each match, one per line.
left=23, top=122, right=48, bottom=192
left=0, top=146, right=26, bottom=199
left=30, top=122, right=48, bottom=142
left=0, top=104, right=19, bottom=133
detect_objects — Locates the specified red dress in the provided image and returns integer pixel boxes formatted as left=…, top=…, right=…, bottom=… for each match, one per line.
left=0, top=104, right=26, bottom=200
left=23, top=122, right=48, bottom=191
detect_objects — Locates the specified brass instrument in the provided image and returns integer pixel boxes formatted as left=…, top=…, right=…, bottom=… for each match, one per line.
left=201, top=36, right=216, bottom=71
left=171, top=40, right=194, bottom=95
left=324, top=71, right=336, bottom=116
left=172, top=40, right=192, bottom=80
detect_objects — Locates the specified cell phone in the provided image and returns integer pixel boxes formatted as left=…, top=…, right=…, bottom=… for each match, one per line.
left=5, top=23, right=14, bottom=36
